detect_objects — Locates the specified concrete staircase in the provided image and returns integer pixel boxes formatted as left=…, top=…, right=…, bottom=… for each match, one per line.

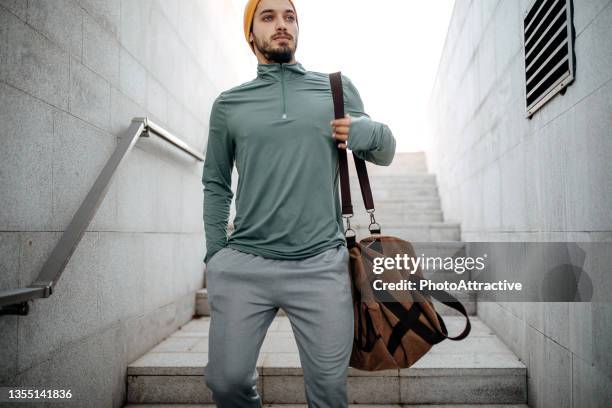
left=125, top=316, right=526, bottom=406
left=124, top=152, right=528, bottom=407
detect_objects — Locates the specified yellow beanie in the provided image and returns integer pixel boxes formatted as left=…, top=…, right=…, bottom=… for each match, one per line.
left=244, top=0, right=298, bottom=53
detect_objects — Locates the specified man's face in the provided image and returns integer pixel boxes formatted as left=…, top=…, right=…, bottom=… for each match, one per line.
left=250, top=0, right=298, bottom=63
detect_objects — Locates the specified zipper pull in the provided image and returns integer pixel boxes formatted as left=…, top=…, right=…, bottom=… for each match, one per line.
left=280, top=63, right=287, bottom=119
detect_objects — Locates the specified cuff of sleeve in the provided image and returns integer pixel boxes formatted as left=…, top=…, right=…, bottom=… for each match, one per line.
left=204, top=244, right=226, bottom=264
left=347, top=115, right=377, bottom=152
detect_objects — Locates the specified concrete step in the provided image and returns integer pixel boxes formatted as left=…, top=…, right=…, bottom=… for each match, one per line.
left=195, top=289, right=210, bottom=317
left=347, top=169, right=429, bottom=177
left=348, top=152, right=429, bottom=175
left=364, top=185, right=440, bottom=199
left=353, top=198, right=442, bottom=212
left=351, top=188, right=441, bottom=202
left=349, top=174, right=437, bottom=186
left=381, top=151, right=427, bottom=164
left=353, top=166, right=429, bottom=176
left=126, top=316, right=526, bottom=405
left=352, top=222, right=461, bottom=241
left=355, top=190, right=440, bottom=202
left=349, top=210, right=444, bottom=223
left=349, top=162, right=428, bottom=175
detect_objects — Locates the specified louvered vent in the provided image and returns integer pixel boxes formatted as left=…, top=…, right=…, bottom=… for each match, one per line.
left=523, top=0, right=575, bottom=117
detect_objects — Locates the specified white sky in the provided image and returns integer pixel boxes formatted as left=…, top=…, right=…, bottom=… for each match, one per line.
left=229, top=0, right=456, bottom=152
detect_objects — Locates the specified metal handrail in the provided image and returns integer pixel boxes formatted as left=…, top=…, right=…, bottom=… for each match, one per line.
left=0, top=118, right=203, bottom=315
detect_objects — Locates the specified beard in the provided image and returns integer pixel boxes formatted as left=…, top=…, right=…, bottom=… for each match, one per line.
left=253, top=34, right=297, bottom=63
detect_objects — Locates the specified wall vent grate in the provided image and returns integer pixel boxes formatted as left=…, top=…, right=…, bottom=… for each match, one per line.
left=523, top=0, right=575, bottom=117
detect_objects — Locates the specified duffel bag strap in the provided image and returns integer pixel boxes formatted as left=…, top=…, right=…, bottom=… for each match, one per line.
left=329, top=72, right=376, bottom=218
left=417, top=288, right=471, bottom=341
left=330, top=71, right=353, bottom=217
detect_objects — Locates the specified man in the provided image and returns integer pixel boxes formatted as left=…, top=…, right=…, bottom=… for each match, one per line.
left=202, top=0, right=396, bottom=406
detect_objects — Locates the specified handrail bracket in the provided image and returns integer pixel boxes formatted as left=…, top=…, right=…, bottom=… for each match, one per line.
left=0, top=302, right=29, bottom=316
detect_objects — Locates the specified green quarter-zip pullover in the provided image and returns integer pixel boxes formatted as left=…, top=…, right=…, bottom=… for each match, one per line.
left=202, top=61, right=396, bottom=263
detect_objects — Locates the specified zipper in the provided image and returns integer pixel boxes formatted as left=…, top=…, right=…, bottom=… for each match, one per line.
left=280, top=63, right=287, bottom=119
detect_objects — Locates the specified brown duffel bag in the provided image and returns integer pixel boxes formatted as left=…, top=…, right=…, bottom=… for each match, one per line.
left=329, top=72, right=471, bottom=371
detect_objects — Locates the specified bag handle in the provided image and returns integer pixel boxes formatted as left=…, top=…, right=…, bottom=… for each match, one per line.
left=329, top=72, right=377, bottom=226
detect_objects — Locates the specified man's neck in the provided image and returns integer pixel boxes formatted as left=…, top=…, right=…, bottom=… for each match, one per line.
left=256, top=55, right=296, bottom=65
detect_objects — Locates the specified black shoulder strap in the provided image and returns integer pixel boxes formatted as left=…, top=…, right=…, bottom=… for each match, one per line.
left=329, top=72, right=353, bottom=216
left=329, top=72, right=375, bottom=215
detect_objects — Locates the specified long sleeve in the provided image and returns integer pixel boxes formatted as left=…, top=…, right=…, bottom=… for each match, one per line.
left=342, top=74, right=396, bottom=166
left=202, top=93, right=234, bottom=264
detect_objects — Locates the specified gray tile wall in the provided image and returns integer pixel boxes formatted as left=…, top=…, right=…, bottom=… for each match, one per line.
left=0, top=0, right=250, bottom=406
left=428, top=1, right=612, bottom=407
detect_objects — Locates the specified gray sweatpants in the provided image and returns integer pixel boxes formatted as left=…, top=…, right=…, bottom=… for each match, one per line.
left=204, top=245, right=354, bottom=407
